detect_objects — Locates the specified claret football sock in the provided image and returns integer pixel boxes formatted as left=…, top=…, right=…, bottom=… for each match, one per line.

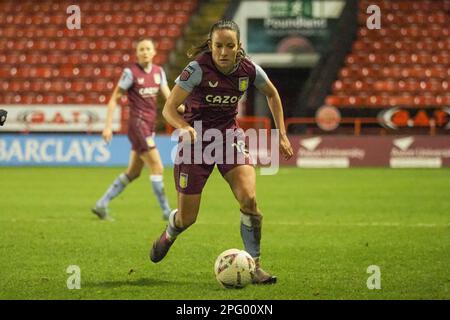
left=150, top=209, right=183, bottom=263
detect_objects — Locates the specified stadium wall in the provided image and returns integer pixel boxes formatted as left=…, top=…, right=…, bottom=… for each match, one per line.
left=282, top=136, right=450, bottom=168
left=1, top=134, right=450, bottom=168
left=0, top=134, right=176, bottom=167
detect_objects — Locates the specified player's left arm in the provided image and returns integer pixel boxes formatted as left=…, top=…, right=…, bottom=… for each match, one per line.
left=159, top=70, right=185, bottom=114
left=258, top=81, right=293, bottom=160
left=160, top=83, right=171, bottom=100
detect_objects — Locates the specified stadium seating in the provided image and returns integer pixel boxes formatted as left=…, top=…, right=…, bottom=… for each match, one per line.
left=327, top=0, right=450, bottom=109
left=0, top=0, right=198, bottom=104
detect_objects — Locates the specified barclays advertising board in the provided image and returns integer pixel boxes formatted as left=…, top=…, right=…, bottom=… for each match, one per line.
left=0, top=134, right=177, bottom=166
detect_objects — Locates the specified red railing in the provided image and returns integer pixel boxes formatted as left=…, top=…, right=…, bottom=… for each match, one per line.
left=161, top=116, right=439, bottom=136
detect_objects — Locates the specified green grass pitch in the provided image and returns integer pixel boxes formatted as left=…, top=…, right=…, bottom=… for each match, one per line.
left=0, top=167, right=449, bottom=299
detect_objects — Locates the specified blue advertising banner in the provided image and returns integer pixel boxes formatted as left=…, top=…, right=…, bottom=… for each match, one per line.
left=0, top=134, right=177, bottom=167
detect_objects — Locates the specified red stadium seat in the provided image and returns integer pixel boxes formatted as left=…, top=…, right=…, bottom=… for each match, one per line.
left=91, top=80, right=114, bottom=93
left=373, top=80, right=395, bottom=92
left=332, top=80, right=343, bottom=92
left=165, top=26, right=182, bottom=38
left=43, top=95, right=60, bottom=104
left=400, top=80, right=421, bottom=92
left=426, top=67, right=449, bottom=78
left=70, top=80, right=86, bottom=93
left=413, top=95, right=437, bottom=107
left=49, top=15, right=66, bottom=25
left=367, top=95, right=389, bottom=107
left=0, top=0, right=197, bottom=107
left=48, top=80, right=67, bottom=93
left=0, top=80, right=10, bottom=91
left=325, top=95, right=344, bottom=106
left=338, top=67, right=351, bottom=78
left=388, top=96, right=415, bottom=107
left=156, top=38, right=175, bottom=52
left=60, top=66, right=77, bottom=78
left=180, top=0, right=198, bottom=12
left=172, top=13, right=190, bottom=26
left=153, top=54, right=167, bottom=66
left=2, top=93, right=22, bottom=104
left=436, top=95, right=450, bottom=106
left=337, top=0, right=450, bottom=120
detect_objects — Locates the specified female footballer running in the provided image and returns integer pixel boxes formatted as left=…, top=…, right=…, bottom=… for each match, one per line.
left=92, top=39, right=177, bottom=221
left=150, top=21, right=293, bottom=284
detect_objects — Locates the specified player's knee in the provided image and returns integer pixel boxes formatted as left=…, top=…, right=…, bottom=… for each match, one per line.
left=126, top=172, right=140, bottom=181
left=150, top=164, right=164, bottom=176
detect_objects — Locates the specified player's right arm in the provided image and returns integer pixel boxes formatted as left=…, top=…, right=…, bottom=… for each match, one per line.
left=103, top=85, right=125, bottom=143
left=162, top=85, right=196, bottom=142
left=163, top=61, right=203, bottom=142
left=103, top=68, right=133, bottom=143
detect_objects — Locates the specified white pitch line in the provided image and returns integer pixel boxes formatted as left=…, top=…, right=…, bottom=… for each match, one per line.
left=196, top=221, right=450, bottom=228
left=2, top=219, right=449, bottom=228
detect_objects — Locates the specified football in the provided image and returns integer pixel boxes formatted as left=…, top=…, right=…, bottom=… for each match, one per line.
left=214, top=249, right=256, bottom=289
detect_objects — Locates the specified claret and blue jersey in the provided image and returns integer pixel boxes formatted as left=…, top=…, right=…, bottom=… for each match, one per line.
left=175, top=52, right=270, bottom=132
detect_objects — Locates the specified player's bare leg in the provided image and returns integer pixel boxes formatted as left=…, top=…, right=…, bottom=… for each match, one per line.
left=92, top=151, right=143, bottom=220
left=141, top=148, right=172, bottom=220
left=224, top=164, right=277, bottom=285
left=150, top=193, right=201, bottom=263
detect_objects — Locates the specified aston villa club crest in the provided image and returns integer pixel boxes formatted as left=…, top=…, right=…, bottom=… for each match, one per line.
left=238, top=77, right=249, bottom=92
left=180, top=173, right=188, bottom=189
left=146, top=136, right=156, bottom=148
left=137, top=78, right=145, bottom=85
left=154, top=73, right=161, bottom=85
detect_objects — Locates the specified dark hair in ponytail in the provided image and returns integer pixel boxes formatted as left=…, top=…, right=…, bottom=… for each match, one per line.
left=187, top=20, right=247, bottom=63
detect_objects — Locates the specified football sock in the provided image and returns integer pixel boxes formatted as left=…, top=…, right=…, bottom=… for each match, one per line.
left=166, top=209, right=184, bottom=241
left=240, top=211, right=262, bottom=259
left=150, top=175, right=171, bottom=214
left=97, top=173, right=130, bottom=208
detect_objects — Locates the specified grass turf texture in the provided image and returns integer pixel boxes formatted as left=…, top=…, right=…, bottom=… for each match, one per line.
left=0, top=167, right=449, bottom=300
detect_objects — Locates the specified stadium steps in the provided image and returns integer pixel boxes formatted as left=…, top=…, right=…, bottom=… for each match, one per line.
left=166, top=0, right=231, bottom=84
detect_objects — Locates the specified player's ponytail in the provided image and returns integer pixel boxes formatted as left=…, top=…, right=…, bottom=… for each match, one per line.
left=187, top=40, right=209, bottom=58
left=187, top=20, right=247, bottom=64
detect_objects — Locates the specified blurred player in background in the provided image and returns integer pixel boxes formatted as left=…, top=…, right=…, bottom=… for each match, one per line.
left=149, top=21, right=293, bottom=284
left=92, top=39, right=181, bottom=221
